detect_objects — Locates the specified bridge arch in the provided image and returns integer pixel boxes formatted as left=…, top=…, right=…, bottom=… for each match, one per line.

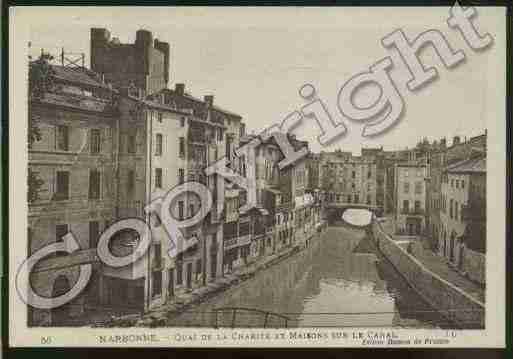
left=324, top=203, right=383, bottom=224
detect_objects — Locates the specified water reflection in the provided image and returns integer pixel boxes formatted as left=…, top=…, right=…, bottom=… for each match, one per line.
left=168, top=223, right=452, bottom=328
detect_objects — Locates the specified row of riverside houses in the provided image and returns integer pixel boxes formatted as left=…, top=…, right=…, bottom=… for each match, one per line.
left=318, top=149, right=384, bottom=216
left=27, top=28, right=324, bottom=327
left=316, top=131, right=486, bottom=287
left=380, top=133, right=487, bottom=286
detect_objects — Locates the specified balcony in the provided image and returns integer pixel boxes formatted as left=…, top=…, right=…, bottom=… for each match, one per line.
left=188, top=128, right=207, bottom=144
left=401, top=208, right=425, bottom=216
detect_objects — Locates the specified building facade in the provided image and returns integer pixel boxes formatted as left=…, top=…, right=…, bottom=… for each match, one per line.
left=320, top=152, right=378, bottom=208
left=28, top=62, right=120, bottom=325
left=439, top=155, right=486, bottom=284
left=393, top=163, right=427, bottom=235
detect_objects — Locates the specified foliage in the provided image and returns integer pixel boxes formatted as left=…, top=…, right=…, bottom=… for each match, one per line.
left=29, top=53, right=55, bottom=99
left=28, top=169, right=44, bottom=203
left=28, top=53, right=55, bottom=202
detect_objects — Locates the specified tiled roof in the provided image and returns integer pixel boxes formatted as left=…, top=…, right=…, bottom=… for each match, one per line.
left=37, top=92, right=115, bottom=114
left=50, top=65, right=111, bottom=89
left=446, top=156, right=486, bottom=174
left=154, top=88, right=242, bottom=120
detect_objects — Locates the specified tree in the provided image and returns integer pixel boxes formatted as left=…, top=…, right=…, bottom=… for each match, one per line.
left=28, top=52, right=55, bottom=202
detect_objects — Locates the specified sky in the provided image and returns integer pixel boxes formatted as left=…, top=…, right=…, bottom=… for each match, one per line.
left=20, top=6, right=502, bottom=155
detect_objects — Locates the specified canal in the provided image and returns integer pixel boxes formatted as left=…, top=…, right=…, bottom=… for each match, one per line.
left=167, top=210, right=452, bottom=328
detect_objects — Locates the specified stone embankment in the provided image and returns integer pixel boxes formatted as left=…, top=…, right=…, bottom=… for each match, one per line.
left=370, top=217, right=485, bottom=329
left=98, top=229, right=324, bottom=328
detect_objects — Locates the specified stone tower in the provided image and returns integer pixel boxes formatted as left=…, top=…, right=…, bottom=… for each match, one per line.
left=90, top=28, right=170, bottom=95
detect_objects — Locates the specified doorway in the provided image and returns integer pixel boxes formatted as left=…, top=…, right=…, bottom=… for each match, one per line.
left=186, top=263, right=193, bottom=289
left=210, top=253, right=217, bottom=280
left=51, top=275, right=71, bottom=326
left=450, top=232, right=455, bottom=262
left=168, top=268, right=174, bottom=299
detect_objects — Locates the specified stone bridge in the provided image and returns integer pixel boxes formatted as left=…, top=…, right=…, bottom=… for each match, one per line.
left=324, top=202, right=383, bottom=223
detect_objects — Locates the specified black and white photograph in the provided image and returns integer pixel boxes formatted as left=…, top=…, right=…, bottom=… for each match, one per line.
left=6, top=5, right=507, bottom=348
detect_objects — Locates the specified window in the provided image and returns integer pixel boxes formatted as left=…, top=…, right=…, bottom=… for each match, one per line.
left=180, top=117, right=185, bottom=127
left=225, top=136, right=232, bottom=161
left=179, top=137, right=185, bottom=157
left=128, top=135, right=136, bottom=153
left=155, top=134, right=163, bottom=156
left=367, top=195, right=371, bottom=205
left=56, top=125, right=69, bottom=151
left=127, top=170, right=135, bottom=195
left=89, top=170, right=101, bottom=199
left=155, top=168, right=162, bottom=188
left=176, top=262, right=183, bottom=285
left=414, top=200, right=421, bottom=212
left=55, top=171, right=69, bottom=200
left=367, top=171, right=371, bottom=179
left=90, top=129, right=101, bottom=154
left=217, top=128, right=223, bottom=142
left=178, top=168, right=184, bottom=184
left=354, top=194, right=359, bottom=203
left=27, top=227, right=34, bottom=257
left=196, top=259, right=202, bottom=280
left=455, top=201, right=459, bottom=220
left=351, top=182, right=355, bottom=190
left=352, top=171, right=356, bottom=179
left=455, top=180, right=459, bottom=189
left=462, top=180, right=465, bottom=189
left=403, top=182, right=410, bottom=194
left=55, top=224, right=68, bottom=257
left=347, top=195, right=352, bottom=203
left=403, top=200, right=409, bottom=213
left=178, top=201, right=184, bottom=220
left=89, top=221, right=99, bottom=248
left=157, top=112, right=163, bottom=123
left=154, top=243, right=162, bottom=269
left=450, top=199, right=453, bottom=219
left=56, top=224, right=68, bottom=243
left=152, top=270, right=162, bottom=297
left=417, top=169, right=422, bottom=177
left=451, top=179, right=454, bottom=188
left=189, top=204, right=195, bottom=218
left=415, top=181, right=422, bottom=194
left=404, top=170, right=409, bottom=177
left=239, top=221, right=250, bottom=236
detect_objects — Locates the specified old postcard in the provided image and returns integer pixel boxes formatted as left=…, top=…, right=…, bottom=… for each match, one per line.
left=8, top=5, right=506, bottom=347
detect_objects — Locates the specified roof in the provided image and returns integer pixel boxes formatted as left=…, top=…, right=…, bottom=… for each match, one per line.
left=155, top=88, right=242, bottom=120
left=35, top=92, right=115, bottom=114
left=446, top=156, right=486, bottom=174
left=49, top=65, right=112, bottom=90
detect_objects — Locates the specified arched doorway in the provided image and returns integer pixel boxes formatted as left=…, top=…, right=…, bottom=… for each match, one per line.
left=51, top=275, right=71, bottom=326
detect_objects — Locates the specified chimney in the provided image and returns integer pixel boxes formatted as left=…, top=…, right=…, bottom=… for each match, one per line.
left=204, top=95, right=214, bottom=107
left=175, top=83, right=185, bottom=96
left=453, top=136, right=460, bottom=146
